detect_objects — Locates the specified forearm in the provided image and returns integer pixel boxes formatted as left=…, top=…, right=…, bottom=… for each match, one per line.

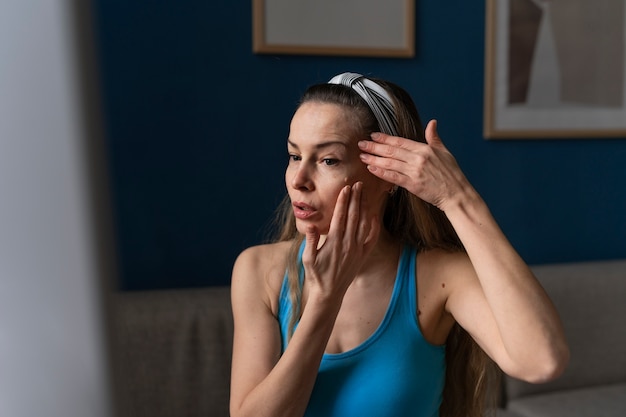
left=233, top=297, right=340, bottom=417
left=445, top=190, right=569, bottom=380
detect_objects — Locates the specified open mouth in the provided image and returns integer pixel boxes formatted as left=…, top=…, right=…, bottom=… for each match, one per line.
left=292, top=202, right=316, bottom=219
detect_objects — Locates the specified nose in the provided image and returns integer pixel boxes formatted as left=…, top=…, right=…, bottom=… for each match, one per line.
left=290, top=164, right=314, bottom=191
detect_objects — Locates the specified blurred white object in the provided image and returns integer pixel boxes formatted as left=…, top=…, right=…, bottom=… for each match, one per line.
left=0, top=1, right=117, bottom=416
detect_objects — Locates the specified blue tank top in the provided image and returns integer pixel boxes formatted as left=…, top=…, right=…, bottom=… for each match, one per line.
left=277, top=244, right=446, bottom=417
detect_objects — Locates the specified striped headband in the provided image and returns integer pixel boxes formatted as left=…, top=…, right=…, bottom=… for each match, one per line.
left=328, top=72, right=400, bottom=136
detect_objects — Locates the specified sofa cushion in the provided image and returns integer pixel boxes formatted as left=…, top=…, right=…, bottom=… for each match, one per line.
left=506, top=260, right=626, bottom=400
left=507, top=383, right=626, bottom=417
left=110, top=286, right=233, bottom=417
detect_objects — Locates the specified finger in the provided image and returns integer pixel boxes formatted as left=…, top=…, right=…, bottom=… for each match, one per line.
left=364, top=162, right=410, bottom=189
left=359, top=151, right=410, bottom=174
left=328, top=185, right=351, bottom=237
left=302, top=225, right=319, bottom=267
left=369, top=132, right=418, bottom=149
left=344, top=181, right=362, bottom=241
left=353, top=182, right=367, bottom=243
left=362, top=215, right=381, bottom=254
left=424, top=119, right=445, bottom=149
left=358, top=136, right=420, bottom=162
left=356, top=183, right=372, bottom=243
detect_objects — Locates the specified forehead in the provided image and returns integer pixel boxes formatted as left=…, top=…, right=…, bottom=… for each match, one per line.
left=288, top=102, right=359, bottom=147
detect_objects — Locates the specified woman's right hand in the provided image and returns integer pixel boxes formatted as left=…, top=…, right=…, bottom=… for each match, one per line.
left=301, top=181, right=380, bottom=302
left=231, top=182, right=379, bottom=417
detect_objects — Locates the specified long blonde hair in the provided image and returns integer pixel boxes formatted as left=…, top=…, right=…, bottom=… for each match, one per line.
left=274, top=78, right=501, bottom=417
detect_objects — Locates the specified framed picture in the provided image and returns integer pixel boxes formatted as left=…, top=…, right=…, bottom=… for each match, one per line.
left=484, top=0, right=626, bottom=138
left=252, top=0, right=415, bottom=58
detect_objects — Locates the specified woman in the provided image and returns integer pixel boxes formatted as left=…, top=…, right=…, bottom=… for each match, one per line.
left=229, top=72, right=569, bottom=417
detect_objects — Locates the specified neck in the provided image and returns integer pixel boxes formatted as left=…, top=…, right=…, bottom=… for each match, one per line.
left=352, top=228, right=403, bottom=286
left=315, top=227, right=399, bottom=258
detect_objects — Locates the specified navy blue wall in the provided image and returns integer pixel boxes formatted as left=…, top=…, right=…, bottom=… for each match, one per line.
left=93, top=1, right=626, bottom=290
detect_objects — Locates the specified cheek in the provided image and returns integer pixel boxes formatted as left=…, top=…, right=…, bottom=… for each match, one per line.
left=284, top=164, right=295, bottom=182
left=353, top=172, right=390, bottom=209
left=323, top=179, right=348, bottom=206
left=345, top=165, right=387, bottom=195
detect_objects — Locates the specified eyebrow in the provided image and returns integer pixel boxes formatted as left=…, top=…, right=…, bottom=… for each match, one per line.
left=287, top=139, right=349, bottom=150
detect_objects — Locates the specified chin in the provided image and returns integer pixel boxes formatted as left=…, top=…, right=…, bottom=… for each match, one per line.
left=295, top=220, right=329, bottom=236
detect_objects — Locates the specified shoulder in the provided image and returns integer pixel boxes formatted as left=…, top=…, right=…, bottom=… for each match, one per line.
left=416, top=248, right=478, bottom=313
left=418, top=248, right=483, bottom=317
left=417, top=248, right=475, bottom=286
left=233, top=241, right=293, bottom=283
left=231, top=241, right=293, bottom=316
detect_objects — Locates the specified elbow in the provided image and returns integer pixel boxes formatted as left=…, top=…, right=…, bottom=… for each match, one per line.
left=524, top=344, right=570, bottom=384
left=546, top=345, right=570, bottom=382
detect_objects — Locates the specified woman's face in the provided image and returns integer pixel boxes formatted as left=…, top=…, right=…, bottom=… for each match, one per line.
left=285, top=102, right=389, bottom=235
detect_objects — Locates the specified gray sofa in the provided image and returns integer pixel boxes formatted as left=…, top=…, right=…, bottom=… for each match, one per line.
left=110, top=259, right=626, bottom=417
left=497, top=259, right=626, bottom=417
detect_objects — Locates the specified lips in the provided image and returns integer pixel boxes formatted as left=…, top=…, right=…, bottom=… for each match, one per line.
left=292, top=201, right=317, bottom=220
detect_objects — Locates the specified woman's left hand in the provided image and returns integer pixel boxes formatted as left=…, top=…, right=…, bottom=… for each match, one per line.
left=358, top=119, right=472, bottom=211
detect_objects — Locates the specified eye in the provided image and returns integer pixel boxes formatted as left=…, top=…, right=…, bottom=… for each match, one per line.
left=322, top=158, right=339, bottom=166
left=288, top=154, right=301, bottom=163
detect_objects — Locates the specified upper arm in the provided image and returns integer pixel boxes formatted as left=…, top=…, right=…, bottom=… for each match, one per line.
left=230, top=246, right=284, bottom=411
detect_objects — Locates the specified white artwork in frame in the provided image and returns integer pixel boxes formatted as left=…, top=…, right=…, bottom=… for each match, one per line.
left=484, top=0, right=626, bottom=138
left=253, top=0, right=415, bottom=58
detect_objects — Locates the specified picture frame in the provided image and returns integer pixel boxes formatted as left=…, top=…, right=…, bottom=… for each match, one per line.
left=484, top=0, right=626, bottom=138
left=252, top=0, right=415, bottom=58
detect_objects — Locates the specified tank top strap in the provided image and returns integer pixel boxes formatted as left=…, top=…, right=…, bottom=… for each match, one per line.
left=277, top=240, right=305, bottom=351
left=398, top=244, right=419, bottom=327
left=280, top=241, right=419, bottom=351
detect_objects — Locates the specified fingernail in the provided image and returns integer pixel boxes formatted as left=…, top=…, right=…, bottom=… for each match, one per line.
left=358, top=140, right=367, bottom=148
left=370, top=133, right=381, bottom=140
left=359, top=153, right=367, bottom=160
